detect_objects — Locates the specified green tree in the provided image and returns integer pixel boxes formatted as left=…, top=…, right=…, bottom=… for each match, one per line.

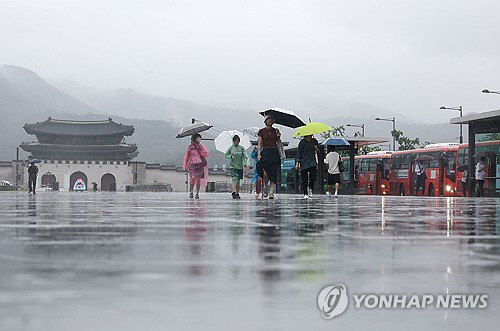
left=358, top=145, right=382, bottom=155
left=320, top=125, right=345, bottom=139
left=479, top=133, right=500, bottom=142
left=391, top=129, right=421, bottom=150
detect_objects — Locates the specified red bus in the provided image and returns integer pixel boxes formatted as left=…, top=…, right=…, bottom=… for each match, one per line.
left=389, top=143, right=459, bottom=197
left=456, top=140, right=500, bottom=196
left=355, top=151, right=392, bottom=195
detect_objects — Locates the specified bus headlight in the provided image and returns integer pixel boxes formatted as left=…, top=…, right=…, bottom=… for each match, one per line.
left=445, top=185, right=452, bottom=192
left=381, top=184, right=386, bottom=189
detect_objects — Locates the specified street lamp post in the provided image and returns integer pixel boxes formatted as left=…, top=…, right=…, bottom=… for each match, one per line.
left=346, top=123, right=365, bottom=137
left=440, top=106, right=463, bottom=143
left=375, top=117, right=396, bottom=151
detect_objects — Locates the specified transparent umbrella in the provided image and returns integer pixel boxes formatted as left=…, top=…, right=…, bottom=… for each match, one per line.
left=242, top=126, right=260, bottom=138
left=214, top=130, right=251, bottom=153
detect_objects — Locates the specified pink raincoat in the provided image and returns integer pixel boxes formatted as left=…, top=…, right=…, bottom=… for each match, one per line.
left=183, top=143, right=209, bottom=185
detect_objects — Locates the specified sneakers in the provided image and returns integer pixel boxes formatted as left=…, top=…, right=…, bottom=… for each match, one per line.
left=303, top=194, right=309, bottom=199
left=232, top=192, right=237, bottom=199
left=195, top=193, right=199, bottom=199
left=326, top=191, right=331, bottom=196
left=189, top=192, right=194, bottom=199
left=308, top=188, right=313, bottom=198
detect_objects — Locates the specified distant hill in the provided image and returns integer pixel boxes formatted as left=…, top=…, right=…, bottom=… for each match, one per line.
left=50, top=77, right=264, bottom=129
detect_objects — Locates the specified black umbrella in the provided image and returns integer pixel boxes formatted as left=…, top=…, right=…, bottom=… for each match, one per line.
left=176, top=121, right=213, bottom=138
left=259, top=107, right=306, bottom=128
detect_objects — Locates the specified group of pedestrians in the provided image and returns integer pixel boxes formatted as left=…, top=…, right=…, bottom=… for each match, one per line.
left=459, top=156, right=487, bottom=197
left=182, top=115, right=342, bottom=200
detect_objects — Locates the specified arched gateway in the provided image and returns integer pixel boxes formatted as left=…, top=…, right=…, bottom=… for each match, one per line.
left=101, top=173, right=116, bottom=191
left=70, top=171, right=88, bottom=191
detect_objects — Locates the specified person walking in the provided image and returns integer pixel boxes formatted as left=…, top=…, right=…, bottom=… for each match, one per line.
left=27, top=162, right=38, bottom=194
left=225, top=135, right=249, bottom=200
left=325, top=145, right=341, bottom=198
left=183, top=133, right=209, bottom=199
left=257, top=116, right=281, bottom=199
left=295, top=134, right=318, bottom=199
left=250, top=146, right=263, bottom=198
left=415, top=160, right=426, bottom=196
left=476, top=156, right=486, bottom=197
left=461, top=169, right=468, bottom=197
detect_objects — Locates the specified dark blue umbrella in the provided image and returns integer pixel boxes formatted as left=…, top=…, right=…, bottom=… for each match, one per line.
left=29, top=159, right=42, bottom=164
left=321, top=137, right=350, bottom=146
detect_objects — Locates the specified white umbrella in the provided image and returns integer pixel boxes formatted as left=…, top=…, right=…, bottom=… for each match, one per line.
left=242, top=126, right=260, bottom=138
left=214, top=130, right=251, bottom=153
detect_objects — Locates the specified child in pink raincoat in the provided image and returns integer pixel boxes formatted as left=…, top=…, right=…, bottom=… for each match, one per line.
left=183, top=134, right=209, bottom=199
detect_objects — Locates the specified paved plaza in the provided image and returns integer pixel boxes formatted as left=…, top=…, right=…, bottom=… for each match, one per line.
left=0, top=192, right=499, bottom=330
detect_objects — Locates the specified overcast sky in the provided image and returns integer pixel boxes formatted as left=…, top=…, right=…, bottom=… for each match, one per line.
left=2, top=0, right=500, bottom=123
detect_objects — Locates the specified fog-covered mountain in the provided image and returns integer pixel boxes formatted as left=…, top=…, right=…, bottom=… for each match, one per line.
left=0, top=65, right=464, bottom=165
left=50, top=77, right=263, bottom=129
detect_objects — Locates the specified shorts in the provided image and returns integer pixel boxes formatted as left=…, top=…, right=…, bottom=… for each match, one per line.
left=230, top=168, right=244, bottom=181
left=327, top=173, right=341, bottom=185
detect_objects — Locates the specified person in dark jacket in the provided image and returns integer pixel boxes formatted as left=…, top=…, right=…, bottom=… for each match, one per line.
left=295, top=135, right=319, bottom=198
left=28, top=162, right=38, bottom=194
left=257, top=116, right=281, bottom=199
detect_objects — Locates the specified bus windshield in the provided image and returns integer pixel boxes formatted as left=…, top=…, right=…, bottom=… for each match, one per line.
left=445, top=151, right=457, bottom=182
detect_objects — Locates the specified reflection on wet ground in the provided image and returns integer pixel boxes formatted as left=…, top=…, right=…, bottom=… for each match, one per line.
left=0, top=192, right=499, bottom=330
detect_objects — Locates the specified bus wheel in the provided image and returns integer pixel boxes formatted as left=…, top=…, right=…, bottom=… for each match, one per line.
left=428, top=184, right=435, bottom=197
left=399, top=184, right=405, bottom=196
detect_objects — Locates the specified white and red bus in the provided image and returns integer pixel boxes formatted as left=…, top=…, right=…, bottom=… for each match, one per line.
left=389, top=143, right=459, bottom=197
left=355, top=151, right=392, bottom=195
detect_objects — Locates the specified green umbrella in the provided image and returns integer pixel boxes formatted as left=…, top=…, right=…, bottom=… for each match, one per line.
left=293, top=122, right=333, bottom=137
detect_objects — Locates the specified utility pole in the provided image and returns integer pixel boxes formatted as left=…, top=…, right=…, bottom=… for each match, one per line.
left=15, top=147, right=19, bottom=190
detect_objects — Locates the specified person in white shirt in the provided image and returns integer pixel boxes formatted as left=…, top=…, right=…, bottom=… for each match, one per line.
left=325, top=145, right=341, bottom=198
left=475, top=156, right=486, bottom=197
left=414, top=160, right=426, bottom=196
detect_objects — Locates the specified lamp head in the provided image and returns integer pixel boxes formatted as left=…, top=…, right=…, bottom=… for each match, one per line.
left=482, top=89, right=490, bottom=93
left=439, top=106, right=446, bottom=109
left=375, top=117, right=380, bottom=121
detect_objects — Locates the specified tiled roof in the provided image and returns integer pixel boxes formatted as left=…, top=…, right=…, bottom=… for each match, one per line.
left=24, top=117, right=135, bottom=136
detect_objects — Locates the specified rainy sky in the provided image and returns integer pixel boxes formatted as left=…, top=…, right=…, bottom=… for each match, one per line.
left=2, top=0, right=500, bottom=123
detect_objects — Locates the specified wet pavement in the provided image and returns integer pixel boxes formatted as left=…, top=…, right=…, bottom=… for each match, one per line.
left=0, top=192, right=499, bottom=330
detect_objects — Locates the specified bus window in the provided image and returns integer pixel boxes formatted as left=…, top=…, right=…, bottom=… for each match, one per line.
left=360, top=159, right=365, bottom=171
left=382, top=159, right=390, bottom=179
left=391, top=155, right=400, bottom=170
left=457, top=148, right=466, bottom=167
left=419, top=151, right=440, bottom=168
left=400, top=154, right=410, bottom=170
left=445, top=151, right=457, bottom=183
left=369, top=159, right=378, bottom=172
